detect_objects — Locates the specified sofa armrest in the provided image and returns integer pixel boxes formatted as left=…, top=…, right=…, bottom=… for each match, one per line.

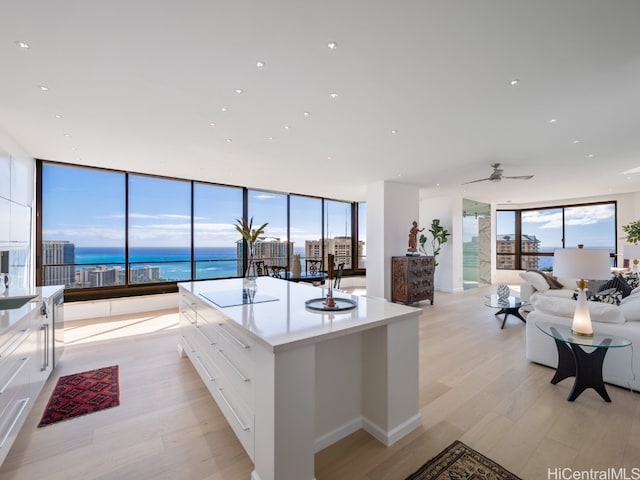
left=520, top=281, right=535, bottom=301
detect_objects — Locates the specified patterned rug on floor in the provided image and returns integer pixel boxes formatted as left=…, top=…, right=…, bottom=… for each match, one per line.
left=38, top=365, right=120, bottom=427
left=405, top=440, right=522, bottom=480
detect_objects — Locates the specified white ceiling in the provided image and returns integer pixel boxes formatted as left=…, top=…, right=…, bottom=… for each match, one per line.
left=2, top=1, right=640, bottom=205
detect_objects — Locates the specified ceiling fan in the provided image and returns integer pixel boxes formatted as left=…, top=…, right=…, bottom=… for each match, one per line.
left=462, top=163, right=534, bottom=185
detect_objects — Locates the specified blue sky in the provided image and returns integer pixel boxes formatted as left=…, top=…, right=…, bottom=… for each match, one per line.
left=42, top=163, right=352, bottom=247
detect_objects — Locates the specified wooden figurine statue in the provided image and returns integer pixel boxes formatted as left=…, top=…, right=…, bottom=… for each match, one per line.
left=408, top=221, right=424, bottom=253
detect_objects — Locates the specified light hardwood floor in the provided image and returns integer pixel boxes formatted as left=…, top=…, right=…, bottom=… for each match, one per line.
left=1, top=285, right=639, bottom=479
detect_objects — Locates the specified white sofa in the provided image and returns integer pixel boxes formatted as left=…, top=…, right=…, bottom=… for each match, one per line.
left=519, top=270, right=576, bottom=311
left=525, top=295, right=640, bottom=391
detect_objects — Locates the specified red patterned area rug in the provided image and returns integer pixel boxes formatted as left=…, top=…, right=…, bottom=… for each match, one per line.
left=38, top=365, right=120, bottom=427
left=405, top=440, right=522, bottom=480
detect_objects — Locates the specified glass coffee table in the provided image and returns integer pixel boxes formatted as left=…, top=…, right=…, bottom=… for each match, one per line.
left=484, top=295, right=529, bottom=329
left=536, top=321, right=632, bottom=402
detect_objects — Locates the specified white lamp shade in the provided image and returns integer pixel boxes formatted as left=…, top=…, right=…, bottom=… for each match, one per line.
left=553, top=248, right=611, bottom=280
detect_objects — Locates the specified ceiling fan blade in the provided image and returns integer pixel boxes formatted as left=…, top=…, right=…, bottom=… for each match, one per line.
left=461, top=177, right=491, bottom=185
left=503, top=175, right=534, bottom=180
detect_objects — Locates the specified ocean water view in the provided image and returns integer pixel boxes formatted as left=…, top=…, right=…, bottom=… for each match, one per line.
left=74, top=246, right=307, bottom=281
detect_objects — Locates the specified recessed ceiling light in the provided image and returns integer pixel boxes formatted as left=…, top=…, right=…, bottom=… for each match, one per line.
left=509, top=79, right=520, bottom=86
left=221, top=107, right=228, bottom=112
left=63, top=133, right=70, bottom=137
left=14, top=40, right=30, bottom=49
left=234, top=88, right=243, bottom=94
left=54, top=114, right=63, bottom=119
left=284, top=125, right=290, bottom=130
left=587, top=154, right=595, bottom=158
left=225, top=138, right=233, bottom=143
left=327, top=156, right=332, bottom=160
left=303, top=111, right=310, bottom=117
left=256, top=60, right=265, bottom=68
left=71, top=147, right=77, bottom=151
left=572, top=139, right=580, bottom=144
left=267, top=137, right=274, bottom=141
left=327, top=41, right=338, bottom=49
left=391, top=129, right=398, bottom=134
left=209, top=122, right=216, bottom=127
left=548, top=118, right=557, bottom=124
left=329, top=92, right=339, bottom=99
left=436, top=183, right=440, bottom=187
left=38, top=85, right=49, bottom=91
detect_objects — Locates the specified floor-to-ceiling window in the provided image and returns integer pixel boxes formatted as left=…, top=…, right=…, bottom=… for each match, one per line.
left=247, top=190, right=289, bottom=269
left=38, top=161, right=365, bottom=300
left=324, top=199, right=353, bottom=269
left=41, top=163, right=126, bottom=288
left=357, top=201, right=366, bottom=269
left=193, top=183, right=243, bottom=280
left=290, top=195, right=322, bottom=271
left=496, top=201, right=616, bottom=270
left=128, top=174, right=192, bottom=284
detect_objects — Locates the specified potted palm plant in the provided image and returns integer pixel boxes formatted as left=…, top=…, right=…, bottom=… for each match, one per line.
left=234, top=217, right=268, bottom=280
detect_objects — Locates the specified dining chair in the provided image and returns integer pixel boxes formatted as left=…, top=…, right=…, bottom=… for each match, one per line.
left=333, top=262, right=345, bottom=289
left=306, top=259, right=323, bottom=275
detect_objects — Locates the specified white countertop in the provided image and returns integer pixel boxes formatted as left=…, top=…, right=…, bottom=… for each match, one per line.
left=0, top=285, right=63, bottom=334
left=179, top=277, right=421, bottom=352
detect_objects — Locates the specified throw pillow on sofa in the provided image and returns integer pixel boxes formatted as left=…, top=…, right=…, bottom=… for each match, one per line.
left=622, top=272, right=640, bottom=289
left=519, top=270, right=564, bottom=292
left=598, top=274, right=633, bottom=298
left=571, top=287, right=622, bottom=305
left=589, top=289, right=622, bottom=305
left=519, top=271, right=550, bottom=292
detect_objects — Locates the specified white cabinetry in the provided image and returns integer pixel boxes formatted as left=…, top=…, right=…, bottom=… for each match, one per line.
left=0, top=199, right=9, bottom=238
left=9, top=203, right=31, bottom=246
left=0, top=286, right=61, bottom=467
left=0, top=154, right=10, bottom=199
left=179, top=292, right=255, bottom=459
left=9, top=158, right=33, bottom=208
left=33, top=299, right=53, bottom=389
left=178, top=278, right=421, bottom=480
left=0, top=304, right=38, bottom=465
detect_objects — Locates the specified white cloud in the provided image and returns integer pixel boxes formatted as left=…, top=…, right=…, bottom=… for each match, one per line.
left=522, top=205, right=613, bottom=229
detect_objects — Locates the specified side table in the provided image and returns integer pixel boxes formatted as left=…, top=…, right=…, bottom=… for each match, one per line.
left=484, top=295, right=529, bottom=329
left=535, top=321, right=632, bottom=402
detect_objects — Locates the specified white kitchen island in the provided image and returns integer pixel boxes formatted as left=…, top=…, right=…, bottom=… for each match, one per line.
left=178, top=277, right=422, bottom=480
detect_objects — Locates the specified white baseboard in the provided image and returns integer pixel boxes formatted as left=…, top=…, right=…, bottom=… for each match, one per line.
left=314, top=417, right=364, bottom=453
left=362, top=413, right=422, bottom=447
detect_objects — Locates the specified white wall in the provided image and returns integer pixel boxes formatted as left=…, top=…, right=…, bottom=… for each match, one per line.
left=419, top=194, right=462, bottom=293
left=366, top=181, right=419, bottom=300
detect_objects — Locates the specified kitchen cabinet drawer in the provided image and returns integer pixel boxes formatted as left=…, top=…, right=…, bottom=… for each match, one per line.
left=216, top=323, right=254, bottom=380
left=0, top=322, right=34, bottom=467
left=0, top=354, right=32, bottom=416
left=0, top=395, right=31, bottom=464
left=192, top=353, right=218, bottom=397
left=217, top=346, right=253, bottom=410
left=215, top=385, right=254, bottom=460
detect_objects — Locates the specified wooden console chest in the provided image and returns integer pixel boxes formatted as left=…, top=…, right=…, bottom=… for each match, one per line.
left=391, top=256, right=435, bottom=305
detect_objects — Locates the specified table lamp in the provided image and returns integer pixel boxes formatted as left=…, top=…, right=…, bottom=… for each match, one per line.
left=553, top=245, right=611, bottom=337
left=623, top=244, right=640, bottom=273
